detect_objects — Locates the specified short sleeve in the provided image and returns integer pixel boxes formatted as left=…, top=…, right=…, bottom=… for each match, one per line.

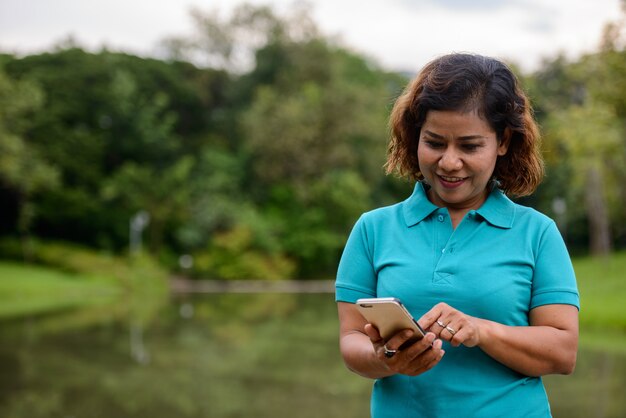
left=530, top=221, right=580, bottom=310
left=335, top=215, right=378, bottom=303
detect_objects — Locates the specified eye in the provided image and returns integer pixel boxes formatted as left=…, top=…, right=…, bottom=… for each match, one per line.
left=424, top=140, right=444, bottom=149
left=462, top=143, right=481, bottom=152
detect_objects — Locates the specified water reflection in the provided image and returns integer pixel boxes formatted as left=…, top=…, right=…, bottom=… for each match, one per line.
left=545, top=348, right=626, bottom=418
left=129, top=321, right=150, bottom=365
left=0, top=293, right=624, bottom=418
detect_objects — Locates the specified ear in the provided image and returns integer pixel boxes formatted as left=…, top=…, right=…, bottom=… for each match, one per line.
left=498, top=127, right=512, bottom=156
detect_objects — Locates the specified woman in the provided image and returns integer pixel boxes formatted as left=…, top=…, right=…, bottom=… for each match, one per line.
left=335, top=53, right=579, bottom=417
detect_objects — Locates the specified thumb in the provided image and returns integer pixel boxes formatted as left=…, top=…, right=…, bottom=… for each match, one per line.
left=363, top=323, right=383, bottom=343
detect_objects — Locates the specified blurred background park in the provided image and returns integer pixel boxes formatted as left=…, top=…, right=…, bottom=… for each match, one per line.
left=1, top=0, right=625, bottom=416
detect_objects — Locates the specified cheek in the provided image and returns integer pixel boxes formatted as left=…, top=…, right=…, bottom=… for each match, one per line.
left=416, top=151, right=429, bottom=174
left=417, top=145, right=434, bottom=165
left=476, top=154, right=499, bottom=176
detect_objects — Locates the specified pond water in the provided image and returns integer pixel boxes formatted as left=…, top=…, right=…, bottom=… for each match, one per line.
left=0, top=292, right=624, bottom=418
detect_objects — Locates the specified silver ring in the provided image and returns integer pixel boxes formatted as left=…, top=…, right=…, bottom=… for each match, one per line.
left=436, top=320, right=446, bottom=328
left=383, top=344, right=397, bottom=358
left=445, top=325, right=456, bottom=335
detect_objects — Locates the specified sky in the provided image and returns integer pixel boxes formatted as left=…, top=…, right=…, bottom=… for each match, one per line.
left=0, top=0, right=623, bottom=74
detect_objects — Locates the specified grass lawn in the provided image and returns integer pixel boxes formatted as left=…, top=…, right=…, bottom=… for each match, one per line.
left=573, top=251, right=626, bottom=353
left=0, top=261, right=122, bottom=319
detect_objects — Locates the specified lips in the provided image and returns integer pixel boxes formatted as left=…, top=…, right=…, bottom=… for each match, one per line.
left=438, top=174, right=467, bottom=188
left=439, top=175, right=465, bottom=182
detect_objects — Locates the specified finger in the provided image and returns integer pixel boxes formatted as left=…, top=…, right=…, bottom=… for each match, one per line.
left=448, top=333, right=462, bottom=347
left=433, top=318, right=448, bottom=333
left=363, top=323, right=383, bottom=343
left=435, top=318, right=446, bottom=328
left=403, top=332, right=437, bottom=360
left=384, top=329, right=416, bottom=351
left=440, top=323, right=458, bottom=342
left=420, top=345, right=445, bottom=372
left=431, top=337, right=444, bottom=351
left=417, top=303, right=449, bottom=330
left=447, top=326, right=473, bottom=347
left=404, top=339, right=445, bottom=375
left=420, top=341, right=444, bottom=364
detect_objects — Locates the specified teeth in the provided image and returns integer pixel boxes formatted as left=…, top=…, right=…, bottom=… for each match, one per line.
left=440, top=176, right=464, bottom=182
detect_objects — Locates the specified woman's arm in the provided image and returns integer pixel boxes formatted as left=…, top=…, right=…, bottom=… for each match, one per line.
left=419, top=303, right=579, bottom=377
left=479, top=304, right=578, bottom=376
left=338, top=302, right=444, bottom=379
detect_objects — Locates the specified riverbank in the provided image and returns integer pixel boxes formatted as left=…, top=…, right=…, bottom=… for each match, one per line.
left=2, top=251, right=626, bottom=328
left=0, top=258, right=168, bottom=320
left=0, top=261, right=121, bottom=318
left=170, top=276, right=335, bottom=294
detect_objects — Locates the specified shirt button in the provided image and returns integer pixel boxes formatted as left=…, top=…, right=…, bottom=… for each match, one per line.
left=441, top=248, right=446, bottom=254
left=437, top=215, right=444, bottom=222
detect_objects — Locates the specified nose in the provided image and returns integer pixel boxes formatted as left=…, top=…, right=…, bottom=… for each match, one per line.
left=438, top=149, right=463, bottom=171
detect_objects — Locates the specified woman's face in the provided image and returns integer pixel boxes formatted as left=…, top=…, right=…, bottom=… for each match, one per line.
left=417, top=109, right=508, bottom=212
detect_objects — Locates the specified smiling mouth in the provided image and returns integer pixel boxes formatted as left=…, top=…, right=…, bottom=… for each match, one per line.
left=438, top=175, right=466, bottom=183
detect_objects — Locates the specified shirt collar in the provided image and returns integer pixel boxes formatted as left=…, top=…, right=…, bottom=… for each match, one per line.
left=402, top=182, right=440, bottom=227
left=475, top=187, right=515, bottom=229
left=402, top=182, right=515, bottom=229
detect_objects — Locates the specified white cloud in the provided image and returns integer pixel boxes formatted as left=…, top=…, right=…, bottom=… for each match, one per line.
left=308, top=0, right=622, bottom=72
left=0, top=0, right=622, bottom=73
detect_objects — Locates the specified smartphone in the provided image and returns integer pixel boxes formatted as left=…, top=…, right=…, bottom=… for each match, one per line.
left=356, top=297, right=426, bottom=346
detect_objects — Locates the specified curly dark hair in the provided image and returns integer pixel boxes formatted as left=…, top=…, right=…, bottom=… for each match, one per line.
left=385, top=53, right=544, bottom=196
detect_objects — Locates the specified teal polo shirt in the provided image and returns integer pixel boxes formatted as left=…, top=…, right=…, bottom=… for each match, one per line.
left=336, top=182, right=579, bottom=418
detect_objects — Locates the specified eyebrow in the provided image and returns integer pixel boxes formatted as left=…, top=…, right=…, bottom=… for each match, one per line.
left=423, top=130, right=486, bottom=141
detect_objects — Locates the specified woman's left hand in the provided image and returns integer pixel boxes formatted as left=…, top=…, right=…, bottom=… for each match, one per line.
left=418, top=302, right=484, bottom=348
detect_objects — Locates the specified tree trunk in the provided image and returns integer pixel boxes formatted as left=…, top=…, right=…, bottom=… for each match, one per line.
left=585, top=166, right=612, bottom=256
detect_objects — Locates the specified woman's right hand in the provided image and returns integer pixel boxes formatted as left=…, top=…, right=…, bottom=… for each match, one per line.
left=363, top=324, right=445, bottom=376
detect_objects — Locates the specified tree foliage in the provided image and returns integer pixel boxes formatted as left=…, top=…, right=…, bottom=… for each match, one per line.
left=0, top=69, right=59, bottom=244
left=1, top=3, right=625, bottom=277
left=529, top=8, right=626, bottom=255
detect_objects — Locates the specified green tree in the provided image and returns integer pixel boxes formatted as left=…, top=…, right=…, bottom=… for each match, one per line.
left=0, top=69, right=59, bottom=254
left=544, top=101, right=623, bottom=255
left=174, top=148, right=296, bottom=280
left=102, top=157, right=194, bottom=254
left=2, top=49, right=230, bottom=251
left=240, top=47, right=393, bottom=275
left=528, top=8, right=626, bottom=255
left=0, top=4, right=417, bottom=278
left=161, top=3, right=404, bottom=277
left=162, top=2, right=318, bottom=73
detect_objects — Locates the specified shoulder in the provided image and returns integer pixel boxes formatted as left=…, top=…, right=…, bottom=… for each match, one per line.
left=479, top=188, right=553, bottom=231
left=358, top=182, right=434, bottom=229
left=357, top=201, right=405, bottom=231
left=361, top=201, right=403, bottom=221
left=509, top=201, right=565, bottom=251
left=511, top=201, right=555, bottom=231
